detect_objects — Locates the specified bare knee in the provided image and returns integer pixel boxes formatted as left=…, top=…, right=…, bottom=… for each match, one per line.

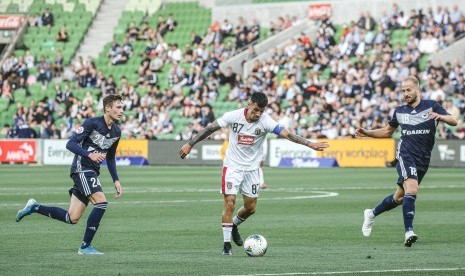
left=68, top=213, right=81, bottom=224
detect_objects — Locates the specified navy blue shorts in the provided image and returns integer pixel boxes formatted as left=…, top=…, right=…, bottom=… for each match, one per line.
left=69, top=171, right=103, bottom=205
left=396, top=154, right=429, bottom=187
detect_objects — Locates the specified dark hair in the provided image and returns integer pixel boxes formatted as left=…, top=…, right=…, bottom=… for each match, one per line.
left=103, top=94, right=123, bottom=111
left=251, top=92, right=268, bottom=108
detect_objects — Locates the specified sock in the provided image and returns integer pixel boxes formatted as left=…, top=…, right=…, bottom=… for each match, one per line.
left=373, top=194, right=400, bottom=216
left=34, top=205, right=71, bottom=224
left=222, top=223, right=233, bottom=243
left=259, top=167, right=264, bottom=185
left=232, top=215, right=245, bottom=227
left=402, top=194, right=416, bottom=232
left=81, top=202, right=107, bottom=249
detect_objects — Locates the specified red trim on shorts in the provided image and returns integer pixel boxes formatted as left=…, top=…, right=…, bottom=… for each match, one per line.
left=221, top=166, right=228, bottom=194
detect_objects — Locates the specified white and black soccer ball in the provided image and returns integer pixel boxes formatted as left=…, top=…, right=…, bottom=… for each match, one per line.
left=243, top=234, right=268, bottom=257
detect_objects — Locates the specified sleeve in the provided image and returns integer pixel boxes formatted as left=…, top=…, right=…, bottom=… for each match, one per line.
left=106, top=138, right=120, bottom=183
left=433, top=101, right=449, bottom=116
left=262, top=113, right=282, bottom=135
left=388, top=109, right=399, bottom=128
left=217, top=110, right=236, bottom=128
left=65, top=119, right=93, bottom=157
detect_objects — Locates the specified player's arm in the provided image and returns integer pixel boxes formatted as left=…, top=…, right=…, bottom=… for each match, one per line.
left=106, top=139, right=122, bottom=199
left=278, top=128, right=329, bottom=151
left=66, top=120, right=105, bottom=163
left=429, top=113, right=457, bottom=126
left=355, top=124, right=397, bottom=138
left=179, top=121, right=221, bottom=159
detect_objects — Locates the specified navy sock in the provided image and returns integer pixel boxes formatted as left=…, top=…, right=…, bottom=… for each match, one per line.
left=81, top=202, right=107, bottom=249
left=34, top=205, right=70, bottom=224
left=402, top=194, right=416, bottom=232
left=373, top=194, right=400, bottom=216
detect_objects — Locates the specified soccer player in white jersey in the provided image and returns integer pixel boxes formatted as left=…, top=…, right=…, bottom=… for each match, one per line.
left=179, top=92, right=329, bottom=256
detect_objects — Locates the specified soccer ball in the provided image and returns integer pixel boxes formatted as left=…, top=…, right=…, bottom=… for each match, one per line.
left=243, top=234, right=268, bottom=257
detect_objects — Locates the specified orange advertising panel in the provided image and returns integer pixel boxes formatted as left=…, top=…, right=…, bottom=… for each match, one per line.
left=0, top=140, right=36, bottom=163
left=317, top=139, right=395, bottom=167
left=116, top=139, right=148, bottom=158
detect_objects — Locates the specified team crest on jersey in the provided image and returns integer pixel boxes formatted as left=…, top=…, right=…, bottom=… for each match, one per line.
left=421, top=112, right=429, bottom=119
left=227, top=182, right=233, bottom=189
left=254, top=128, right=261, bottom=135
left=76, top=126, right=84, bottom=134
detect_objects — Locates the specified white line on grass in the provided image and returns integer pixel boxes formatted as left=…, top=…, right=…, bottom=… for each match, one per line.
left=220, top=267, right=465, bottom=276
left=0, top=191, right=338, bottom=207
left=0, top=184, right=463, bottom=195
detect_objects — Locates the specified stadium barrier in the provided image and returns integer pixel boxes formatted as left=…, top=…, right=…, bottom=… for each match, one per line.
left=4, top=139, right=464, bottom=168
left=0, top=139, right=37, bottom=164
left=430, top=140, right=465, bottom=167
left=269, top=139, right=395, bottom=168
left=317, top=139, right=396, bottom=167
left=148, top=140, right=225, bottom=165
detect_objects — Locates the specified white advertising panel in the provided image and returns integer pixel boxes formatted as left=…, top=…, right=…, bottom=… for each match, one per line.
left=269, top=139, right=317, bottom=167
left=43, top=140, right=74, bottom=165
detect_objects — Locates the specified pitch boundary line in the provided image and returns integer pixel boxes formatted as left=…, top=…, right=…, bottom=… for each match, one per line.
left=0, top=190, right=338, bottom=207
left=0, top=184, right=463, bottom=195
left=220, top=267, right=465, bottom=276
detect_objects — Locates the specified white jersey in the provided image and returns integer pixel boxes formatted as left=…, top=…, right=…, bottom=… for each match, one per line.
left=217, top=108, right=279, bottom=171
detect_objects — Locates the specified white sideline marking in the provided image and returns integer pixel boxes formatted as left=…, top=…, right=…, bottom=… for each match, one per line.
left=0, top=190, right=338, bottom=207
left=220, top=267, right=465, bottom=276
left=0, top=184, right=463, bottom=196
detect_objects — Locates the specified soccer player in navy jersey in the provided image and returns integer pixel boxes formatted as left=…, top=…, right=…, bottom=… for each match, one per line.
left=356, top=76, right=457, bottom=247
left=16, top=94, right=124, bottom=255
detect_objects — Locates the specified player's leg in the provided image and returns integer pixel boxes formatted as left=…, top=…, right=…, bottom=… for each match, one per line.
left=402, top=178, right=419, bottom=247
left=362, top=161, right=406, bottom=237
left=76, top=172, right=107, bottom=255
left=221, top=167, right=241, bottom=255
left=16, top=182, right=88, bottom=224
left=259, top=161, right=267, bottom=189
left=232, top=170, right=260, bottom=246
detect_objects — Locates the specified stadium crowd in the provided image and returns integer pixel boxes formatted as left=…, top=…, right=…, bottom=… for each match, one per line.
left=1, top=3, right=465, bottom=140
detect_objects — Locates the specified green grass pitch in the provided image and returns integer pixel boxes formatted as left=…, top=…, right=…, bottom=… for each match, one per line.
left=0, top=165, right=464, bottom=275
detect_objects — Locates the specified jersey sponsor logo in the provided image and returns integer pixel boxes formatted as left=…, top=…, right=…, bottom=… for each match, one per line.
left=255, top=128, right=262, bottom=135
left=238, top=135, right=255, bottom=145
left=76, top=126, right=84, bottom=134
left=89, top=130, right=118, bottom=149
left=402, top=129, right=431, bottom=135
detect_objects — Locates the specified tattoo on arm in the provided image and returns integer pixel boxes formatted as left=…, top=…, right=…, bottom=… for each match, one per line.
left=287, top=132, right=310, bottom=147
left=188, top=121, right=221, bottom=147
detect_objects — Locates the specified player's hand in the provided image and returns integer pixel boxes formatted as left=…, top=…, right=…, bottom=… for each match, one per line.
left=88, top=152, right=106, bottom=163
left=429, top=112, right=442, bottom=121
left=309, top=142, right=329, bottom=151
left=355, top=128, right=369, bottom=138
left=114, top=180, right=122, bottom=199
left=179, top=144, right=192, bottom=159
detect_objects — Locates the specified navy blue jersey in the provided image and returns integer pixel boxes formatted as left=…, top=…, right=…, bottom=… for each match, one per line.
left=69, top=116, right=121, bottom=176
left=389, top=100, right=449, bottom=166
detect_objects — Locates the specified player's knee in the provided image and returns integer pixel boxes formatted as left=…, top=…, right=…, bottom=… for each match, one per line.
left=245, top=205, right=256, bottom=215
left=68, top=214, right=80, bottom=224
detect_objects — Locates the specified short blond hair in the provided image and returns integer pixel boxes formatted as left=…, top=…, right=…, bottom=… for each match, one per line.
left=403, top=76, right=420, bottom=88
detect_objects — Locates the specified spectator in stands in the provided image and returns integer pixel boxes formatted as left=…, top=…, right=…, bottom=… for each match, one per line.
left=56, top=26, right=68, bottom=42
left=167, top=13, right=177, bottom=31
left=36, top=56, right=51, bottom=86
left=357, top=11, right=376, bottom=31
left=42, top=8, right=54, bottom=27
left=28, top=12, right=43, bottom=27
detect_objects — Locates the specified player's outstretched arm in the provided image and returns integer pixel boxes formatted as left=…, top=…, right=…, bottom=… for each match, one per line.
left=179, top=121, right=221, bottom=159
left=429, top=112, right=457, bottom=126
left=278, top=128, right=329, bottom=151
left=355, top=124, right=397, bottom=138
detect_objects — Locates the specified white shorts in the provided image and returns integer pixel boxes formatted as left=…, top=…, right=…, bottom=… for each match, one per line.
left=221, top=167, right=261, bottom=198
